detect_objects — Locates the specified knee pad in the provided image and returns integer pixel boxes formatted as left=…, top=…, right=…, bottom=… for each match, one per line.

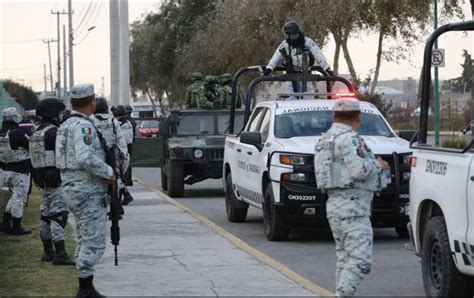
left=40, top=215, right=51, bottom=224
left=51, top=211, right=68, bottom=228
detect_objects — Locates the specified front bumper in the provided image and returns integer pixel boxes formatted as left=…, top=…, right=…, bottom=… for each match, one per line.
left=277, top=181, right=410, bottom=230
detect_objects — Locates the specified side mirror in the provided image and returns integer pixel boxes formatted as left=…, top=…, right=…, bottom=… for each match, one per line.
left=398, top=130, right=418, bottom=142
left=240, top=131, right=263, bottom=151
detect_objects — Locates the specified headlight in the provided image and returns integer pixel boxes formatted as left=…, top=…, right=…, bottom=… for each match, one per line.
left=194, top=149, right=204, bottom=159
left=281, top=172, right=308, bottom=183
left=280, top=154, right=308, bottom=165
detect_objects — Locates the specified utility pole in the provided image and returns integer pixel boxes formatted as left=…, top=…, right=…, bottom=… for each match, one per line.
left=43, top=63, right=47, bottom=94
left=68, top=0, right=74, bottom=90
left=43, top=39, right=57, bottom=94
left=52, top=10, right=68, bottom=100
left=110, top=0, right=120, bottom=105
left=119, top=0, right=130, bottom=105
left=63, top=25, right=69, bottom=106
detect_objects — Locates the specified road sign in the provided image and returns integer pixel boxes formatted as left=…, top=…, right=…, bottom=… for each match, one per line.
left=432, top=48, right=445, bottom=67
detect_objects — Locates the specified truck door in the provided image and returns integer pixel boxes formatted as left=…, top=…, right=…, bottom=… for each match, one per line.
left=465, top=152, right=474, bottom=273
left=237, top=107, right=265, bottom=202
left=245, top=107, right=272, bottom=204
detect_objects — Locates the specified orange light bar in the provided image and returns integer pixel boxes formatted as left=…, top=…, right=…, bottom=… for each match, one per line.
left=333, top=92, right=356, bottom=98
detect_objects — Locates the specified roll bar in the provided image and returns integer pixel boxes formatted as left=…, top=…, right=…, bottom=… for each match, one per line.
left=418, top=21, right=474, bottom=144
left=228, top=65, right=353, bottom=134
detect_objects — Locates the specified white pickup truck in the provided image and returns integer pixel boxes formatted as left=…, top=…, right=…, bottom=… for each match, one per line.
left=223, top=98, right=412, bottom=240
left=407, top=20, right=474, bottom=296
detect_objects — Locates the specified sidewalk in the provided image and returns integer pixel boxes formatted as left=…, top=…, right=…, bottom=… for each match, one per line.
left=94, top=184, right=317, bottom=296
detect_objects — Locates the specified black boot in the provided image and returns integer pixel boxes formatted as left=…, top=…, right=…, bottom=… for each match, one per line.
left=76, top=276, right=104, bottom=298
left=0, top=212, right=12, bottom=233
left=8, top=217, right=31, bottom=235
left=41, top=239, right=55, bottom=262
left=121, top=189, right=134, bottom=206
left=52, top=240, right=75, bottom=265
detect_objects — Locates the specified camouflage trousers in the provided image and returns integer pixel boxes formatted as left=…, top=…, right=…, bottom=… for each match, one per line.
left=40, top=187, right=67, bottom=242
left=328, top=216, right=373, bottom=297
left=66, top=190, right=107, bottom=278
left=3, top=171, right=30, bottom=218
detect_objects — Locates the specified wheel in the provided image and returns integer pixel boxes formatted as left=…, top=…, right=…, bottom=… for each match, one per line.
left=161, top=167, right=168, bottom=191
left=263, top=184, right=289, bottom=241
left=225, top=173, right=248, bottom=222
left=395, top=227, right=409, bottom=239
left=167, top=163, right=184, bottom=197
left=421, top=216, right=471, bottom=296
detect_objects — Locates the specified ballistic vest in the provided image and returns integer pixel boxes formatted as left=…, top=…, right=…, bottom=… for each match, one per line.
left=30, top=124, right=56, bottom=168
left=0, top=130, right=30, bottom=163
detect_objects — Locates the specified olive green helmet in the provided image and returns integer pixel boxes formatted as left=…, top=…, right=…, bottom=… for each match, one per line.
left=205, top=75, right=218, bottom=84
left=220, top=73, right=232, bottom=85
left=191, top=72, right=203, bottom=81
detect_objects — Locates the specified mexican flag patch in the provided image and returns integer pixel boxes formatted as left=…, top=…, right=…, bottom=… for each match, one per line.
left=81, top=127, right=92, bottom=135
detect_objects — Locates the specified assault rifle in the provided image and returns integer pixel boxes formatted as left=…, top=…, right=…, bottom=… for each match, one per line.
left=104, top=144, right=123, bottom=266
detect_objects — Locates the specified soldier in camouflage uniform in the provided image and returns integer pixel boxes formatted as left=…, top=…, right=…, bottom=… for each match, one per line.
left=197, top=75, right=223, bottom=110
left=31, top=98, right=75, bottom=265
left=219, top=73, right=243, bottom=109
left=0, top=107, right=32, bottom=235
left=185, top=72, right=204, bottom=109
left=314, top=99, right=390, bottom=297
left=113, top=105, right=134, bottom=188
left=56, top=84, right=115, bottom=297
left=93, top=98, right=133, bottom=206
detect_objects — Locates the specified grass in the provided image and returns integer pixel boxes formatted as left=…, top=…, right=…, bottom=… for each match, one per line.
left=441, top=137, right=467, bottom=149
left=0, top=186, right=77, bottom=296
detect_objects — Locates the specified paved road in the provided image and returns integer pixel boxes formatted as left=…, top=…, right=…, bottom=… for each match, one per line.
left=134, top=167, right=425, bottom=296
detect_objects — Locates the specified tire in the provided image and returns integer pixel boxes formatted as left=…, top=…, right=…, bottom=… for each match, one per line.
left=263, top=184, right=289, bottom=241
left=421, top=216, right=470, bottom=296
left=161, top=167, right=168, bottom=191
left=395, top=227, right=409, bottom=239
left=225, top=173, right=248, bottom=222
left=167, top=163, right=184, bottom=197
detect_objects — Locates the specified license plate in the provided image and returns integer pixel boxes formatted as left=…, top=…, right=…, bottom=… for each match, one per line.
left=152, top=134, right=157, bottom=137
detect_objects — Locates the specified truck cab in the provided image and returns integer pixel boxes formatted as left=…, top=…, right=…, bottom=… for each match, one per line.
left=223, top=66, right=412, bottom=240
left=408, top=20, right=474, bottom=296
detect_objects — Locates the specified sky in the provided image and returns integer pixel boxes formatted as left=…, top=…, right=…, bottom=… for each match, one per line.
left=0, top=0, right=473, bottom=96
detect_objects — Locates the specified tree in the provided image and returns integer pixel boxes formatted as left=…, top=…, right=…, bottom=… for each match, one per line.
left=357, top=76, right=393, bottom=117
left=444, top=50, right=473, bottom=93
left=2, top=79, right=38, bottom=110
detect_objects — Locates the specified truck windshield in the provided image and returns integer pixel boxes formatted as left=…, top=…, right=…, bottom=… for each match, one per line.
left=218, top=114, right=244, bottom=134
left=177, top=115, right=215, bottom=135
left=275, top=110, right=393, bottom=138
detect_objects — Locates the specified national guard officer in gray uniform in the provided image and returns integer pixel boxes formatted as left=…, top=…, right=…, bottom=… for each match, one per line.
left=56, top=84, right=115, bottom=297
left=0, top=107, right=32, bottom=235
left=112, top=105, right=134, bottom=187
left=92, top=98, right=133, bottom=205
left=30, top=98, right=75, bottom=265
left=314, top=99, right=390, bottom=297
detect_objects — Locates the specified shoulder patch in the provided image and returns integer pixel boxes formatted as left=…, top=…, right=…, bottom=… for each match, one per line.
left=81, top=127, right=93, bottom=135
left=83, top=135, right=92, bottom=145
left=356, top=148, right=365, bottom=158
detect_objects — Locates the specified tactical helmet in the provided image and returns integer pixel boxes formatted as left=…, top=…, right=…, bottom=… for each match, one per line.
left=95, top=97, right=109, bottom=114
left=125, top=105, right=133, bottom=114
left=2, top=107, right=20, bottom=123
left=191, top=72, right=203, bottom=81
left=283, top=21, right=300, bottom=35
left=205, top=75, right=218, bottom=84
left=112, top=105, right=127, bottom=117
left=36, top=98, right=66, bottom=119
left=220, top=73, right=232, bottom=84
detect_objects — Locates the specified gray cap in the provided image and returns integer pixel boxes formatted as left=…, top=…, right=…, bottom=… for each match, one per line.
left=2, top=107, right=20, bottom=123
left=71, top=84, right=95, bottom=99
left=334, top=99, right=360, bottom=112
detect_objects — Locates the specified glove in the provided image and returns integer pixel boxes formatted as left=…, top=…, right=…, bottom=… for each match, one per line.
left=263, top=67, right=272, bottom=76
left=326, top=68, right=335, bottom=76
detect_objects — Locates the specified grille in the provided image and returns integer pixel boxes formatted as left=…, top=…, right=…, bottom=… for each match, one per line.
left=208, top=148, right=224, bottom=160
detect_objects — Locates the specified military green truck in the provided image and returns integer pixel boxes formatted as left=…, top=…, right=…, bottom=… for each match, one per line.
left=132, top=109, right=244, bottom=197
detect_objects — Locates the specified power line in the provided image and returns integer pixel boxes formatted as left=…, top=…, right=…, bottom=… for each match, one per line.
left=0, top=39, right=43, bottom=44
left=75, top=1, right=100, bottom=39
left=75, top=1, right=102, bottom=45
left=74, top=0, right=94, bottom=33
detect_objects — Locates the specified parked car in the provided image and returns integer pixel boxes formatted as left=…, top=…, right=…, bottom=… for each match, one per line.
left=138, top=120, right=160, bottom=138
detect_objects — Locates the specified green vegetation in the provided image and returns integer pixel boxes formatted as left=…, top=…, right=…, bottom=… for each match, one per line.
left=441, top=137, right=467, bottom=149
left=2, top=79, right=39, bottom=110
left=0, top=188, right=77, bottom=296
